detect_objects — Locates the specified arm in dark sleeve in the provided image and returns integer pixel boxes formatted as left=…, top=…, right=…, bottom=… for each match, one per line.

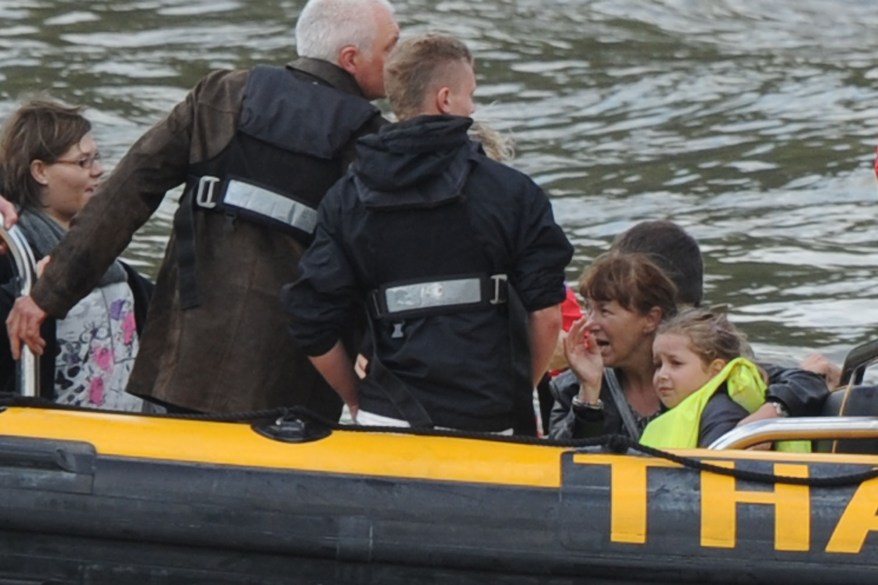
left=548, top=370, right=607, bottom=440
left=508, top=180, right=573, bottom=312
left=282, top=186, right=359, bottom=357
left=699, top=393, right=750, bottom=447
left=33, top=69, right=246, bottom=317
left=762, top=363, right=829, bottom=417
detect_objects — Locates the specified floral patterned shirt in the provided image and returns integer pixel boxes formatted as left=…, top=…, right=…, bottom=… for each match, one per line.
left=54, top=281, right=143, bottom=411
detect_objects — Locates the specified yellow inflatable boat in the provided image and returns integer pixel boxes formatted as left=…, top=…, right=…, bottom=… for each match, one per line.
left=0, top=399, right=876, bottom=584
left=1, top=214, right=876, bottom=584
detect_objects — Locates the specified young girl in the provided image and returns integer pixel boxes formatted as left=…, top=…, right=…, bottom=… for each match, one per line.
left=640, top=308, right=808, bottom=450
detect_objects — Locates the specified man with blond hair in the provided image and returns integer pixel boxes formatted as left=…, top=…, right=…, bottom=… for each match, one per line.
left=284, top=34, right=572, bottom=432
left=7, top=0, right=400, bottom=417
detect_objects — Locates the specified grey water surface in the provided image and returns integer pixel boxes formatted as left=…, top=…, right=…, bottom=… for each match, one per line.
left=3, top=0, right=877, bottom=365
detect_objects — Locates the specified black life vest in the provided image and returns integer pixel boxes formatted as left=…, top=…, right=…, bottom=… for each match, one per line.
left=175, top=65, right=380, bottom=309
left=354, top=145, right=529, bottom=429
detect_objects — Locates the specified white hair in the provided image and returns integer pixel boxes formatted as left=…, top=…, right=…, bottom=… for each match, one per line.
left=296, top=0, right=394, bottom=62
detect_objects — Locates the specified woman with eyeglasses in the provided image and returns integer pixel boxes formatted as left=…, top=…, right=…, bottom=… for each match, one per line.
left=0, top=99, right=152, bottom=410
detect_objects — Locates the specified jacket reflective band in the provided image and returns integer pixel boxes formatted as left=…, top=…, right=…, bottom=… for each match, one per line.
left=373, top=274, right=508, bottom=319
left=223, top=179, right=319, bottom=234
left=387, top=278, right=481, bottom=312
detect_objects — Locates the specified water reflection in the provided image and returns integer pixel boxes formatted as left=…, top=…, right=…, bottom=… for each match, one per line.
left=1, top=2, right=877, bottom=357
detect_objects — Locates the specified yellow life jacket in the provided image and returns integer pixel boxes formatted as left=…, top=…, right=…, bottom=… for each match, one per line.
left=639, top=357, right=810, bottom=452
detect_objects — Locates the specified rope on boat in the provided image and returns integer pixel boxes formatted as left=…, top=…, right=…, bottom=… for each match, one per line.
left=1, top=394, right=875, bottom=488
left=627, top=440, right=878, bottom=488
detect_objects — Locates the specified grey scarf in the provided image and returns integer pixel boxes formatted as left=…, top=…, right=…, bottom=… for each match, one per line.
left=17, top=209, right=126, bottom=287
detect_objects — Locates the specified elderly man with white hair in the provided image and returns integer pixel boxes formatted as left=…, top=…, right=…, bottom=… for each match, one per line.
left=6, top=0, right=400, bottom=418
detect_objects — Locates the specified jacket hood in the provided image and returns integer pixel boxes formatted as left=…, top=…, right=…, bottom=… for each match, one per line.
left=352, top=116, right=476, bottom=209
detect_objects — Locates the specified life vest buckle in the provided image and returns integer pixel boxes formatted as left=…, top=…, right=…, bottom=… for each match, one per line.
left=489, top=273, right=508, bottom=305
left=195, top=175, right=221, bottom=209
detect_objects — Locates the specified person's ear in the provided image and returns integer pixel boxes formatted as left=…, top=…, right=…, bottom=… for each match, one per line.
left=338, top=45, right=359, bottom=76
left=435, top=86, right=451, bottom=114
left=642, top=306, right=663, bottom=334
left=708, top=358, right=726, bottom=377
left=30, top=160, right=49, bottom=186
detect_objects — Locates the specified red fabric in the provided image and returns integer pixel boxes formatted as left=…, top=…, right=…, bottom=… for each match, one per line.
left=547, top=287, right=583, bottom=378
left=561, top=287, right=582, bottom=332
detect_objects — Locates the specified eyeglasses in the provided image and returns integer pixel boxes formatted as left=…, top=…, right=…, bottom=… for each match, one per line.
left=54, top=151, right=102, bottom=170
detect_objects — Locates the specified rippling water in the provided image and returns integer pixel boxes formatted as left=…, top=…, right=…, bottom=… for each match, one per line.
left=1, top=1, right=877, bottom=582
left=2, top=1, right=877, bottom=360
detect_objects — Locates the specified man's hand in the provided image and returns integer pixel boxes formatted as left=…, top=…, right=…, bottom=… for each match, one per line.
left=6, top=295, right=48, bottom=359
left=800, top=353, right=841, bottom=389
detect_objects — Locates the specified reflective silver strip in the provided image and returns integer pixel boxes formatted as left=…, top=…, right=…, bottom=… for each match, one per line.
left=224, top=179, right=318, bottom=234
left=384, top=278, right=483, bottom=314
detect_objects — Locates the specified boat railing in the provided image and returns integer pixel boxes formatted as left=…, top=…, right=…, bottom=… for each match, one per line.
left=840, top=338, right=878, bottom=385
left=709, top=416, right=878, bottom=450
left=0, top=215, right=39, bottom=397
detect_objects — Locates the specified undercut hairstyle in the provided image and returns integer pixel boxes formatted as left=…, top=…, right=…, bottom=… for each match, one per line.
left=610, top=220, right=704, bottom=308
left=658, top=308, right=752, bottom=364
left=296, top=0, right=394, bottom=62
left=580, top=252, right=678, bottom=320
left=384, top=33, right=473, bottom=120
left=0, top=99, right=91, bottom=210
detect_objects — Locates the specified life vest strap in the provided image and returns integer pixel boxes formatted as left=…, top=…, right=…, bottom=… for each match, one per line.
left=194, top=175, right=319, bottom=235
left=369, top=273, right=508, bottom=320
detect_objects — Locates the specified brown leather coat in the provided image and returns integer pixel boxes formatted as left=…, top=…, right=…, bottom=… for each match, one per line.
left=32, top=59, right=382, bottom=414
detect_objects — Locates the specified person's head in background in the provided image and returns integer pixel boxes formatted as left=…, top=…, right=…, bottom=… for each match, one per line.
left=0, top=99, right=103, bottom=229
left=384, top=33, right=476, bottom=121
left=295, top=0, right=400, bottom=100
left=610, top=220, right=703, bottom=308
left=653, top=308, right=751, bottom=409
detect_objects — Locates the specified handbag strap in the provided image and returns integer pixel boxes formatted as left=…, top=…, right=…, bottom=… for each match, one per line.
left=604, top=368, right=642, bottom=440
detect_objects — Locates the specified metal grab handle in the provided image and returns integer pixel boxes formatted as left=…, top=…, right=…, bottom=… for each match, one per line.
left=0, top=213, right=40, bottom=397
left=708, top=416, right=878, bottom=450
left=840, top=338, right=878, bottom=385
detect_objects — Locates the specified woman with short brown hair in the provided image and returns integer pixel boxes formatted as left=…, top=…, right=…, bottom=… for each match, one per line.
left=0, top=99, right=152, bottom=409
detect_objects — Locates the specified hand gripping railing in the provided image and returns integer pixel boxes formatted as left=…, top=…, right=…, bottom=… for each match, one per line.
left=708, top=416, right=878, bottom=450
left=0, top=215, right=39, bottom=397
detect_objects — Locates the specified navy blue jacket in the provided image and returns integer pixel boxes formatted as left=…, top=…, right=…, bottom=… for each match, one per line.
left=283, top=116, right=572, bottom=431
